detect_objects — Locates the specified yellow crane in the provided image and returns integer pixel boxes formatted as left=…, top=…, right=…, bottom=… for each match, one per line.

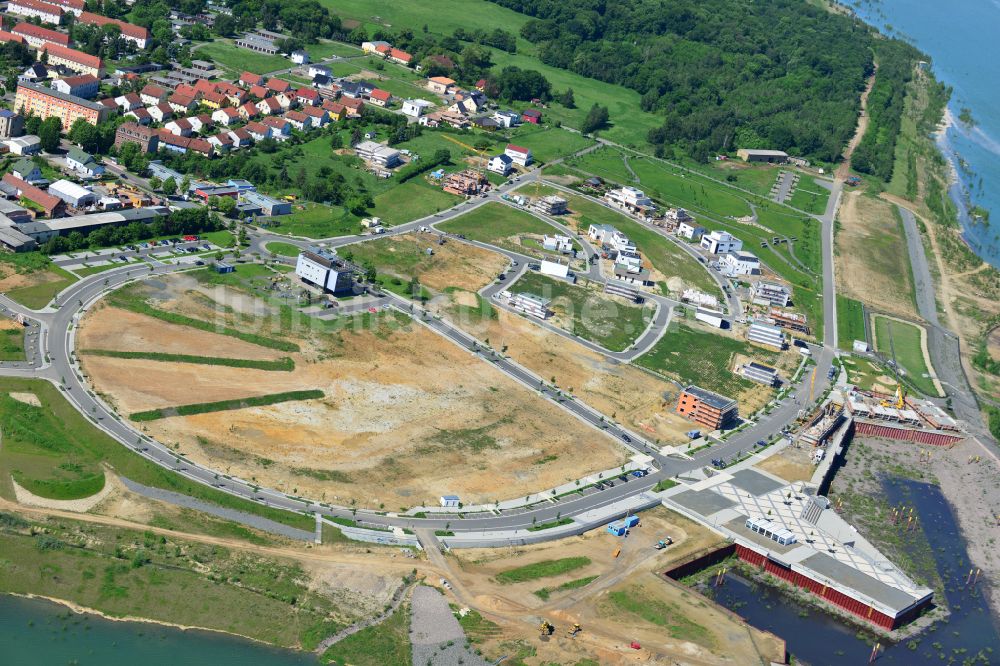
left=440, top=134, right=488, bottom=175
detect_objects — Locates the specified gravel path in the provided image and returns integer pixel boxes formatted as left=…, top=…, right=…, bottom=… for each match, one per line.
left=120, top=477, right=316, bottom=541
left=410, top=586, right=488, bottom=666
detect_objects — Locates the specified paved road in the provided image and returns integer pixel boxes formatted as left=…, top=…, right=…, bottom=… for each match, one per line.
left=897, top=205, right=994, bottom=443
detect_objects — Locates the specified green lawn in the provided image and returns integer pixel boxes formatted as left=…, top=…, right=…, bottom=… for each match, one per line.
left=202, top=229, right=235, bottom=248
left=787, top=176, right=832, bottom=215
left=80, top=349, right=295, bottom=371
left=131, top=389, right=326, bottom=422
left=511, top=272, right=651, bottom=352
left=0, top=327, right=24, bottom=361
left=322, top=601, right=411, bottom=666
left=0, top=377, right=314, bottom=530
left=836, top=295, right=867, bottom=350
left=266, top=203, right=361, bottom=239
left=326, top=58, right=432, bottom=101
left=367, top=178, right=460, bottom=225
left=198, top=40, right=290, bottom=74
left=607, top=586, right=715, bottom=648
left=438, top=202, right=553, bottom=245
left=308, top=40, right=362, bottom=59
left=495, top=557, right=591, bottom=584
left=872, top=315, right=939, bottom=396
left=4, top=266, right=76, bottom=310
left=533, top=575, right=598, bottom=600
left=265, top=241, right=306, bottom=257
left=634, top=323, right=778, bottom=399
left=511, top=127, right=595, bottom=164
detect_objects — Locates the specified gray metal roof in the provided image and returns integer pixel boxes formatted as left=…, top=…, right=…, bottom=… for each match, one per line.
left=682, top=385, right=737, bottom=411
left=800, top=551, right=925, bottom=613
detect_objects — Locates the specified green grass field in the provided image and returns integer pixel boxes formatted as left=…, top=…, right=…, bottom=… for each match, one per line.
left=197, top=40, right=290, bottom=74
left=787, top=177, right=832, bottom=215
left=495, top=557, right=591, bottom=584
left=4, top=266, right=76, bottom=310
left=533, top=575, right=598, bottom=600
left=511, top=272, right=650, bottom=352
left=326, top=58, right=431, bottom=102
left=367, top=178, right=460, bottom=225
left=438, top=202, right=553, bottom=245
left=264, top=241, right=305, bottom=257
left=0, top=328, right=24, bottom=361
left=607, top=586, right=715, bottom=648
left=836, top=295, right=867, bottom=350
left=0, top=378, right=314, bottom=530
left=321, top=601, right=411, bottom=666
left=511, top=127, right=595, bottom=164
left=872, top=316, right=939, bottom=396
left=634, top=323, right=778, bottom=399
left=266, top=204, right=360, bottom=239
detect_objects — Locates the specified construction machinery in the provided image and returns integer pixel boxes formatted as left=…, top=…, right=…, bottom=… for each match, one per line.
left=654, top=536, right=674, bottom=550
left=567, top=623, right=582, bottom=638
left=539, top=620, right=554, bottom=638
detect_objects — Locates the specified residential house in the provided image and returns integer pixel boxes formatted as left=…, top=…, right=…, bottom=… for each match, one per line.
left=290, top=49, right=309, bottom=64
left=124, top=107, right=151, bottom=124
left=78, top=12, right=149, bottom=48
left=167, top=93, right=197, bottom=113
left=228, top=127, right=252, bottom=148
left=3, top=173, right=64, bottom=217
left=212, top=107, right=241, bottom=126
left=487, top=153, right=512, bottom=176
left=266, top=78, right=291, bottom=94
left=0, top=109, right=24, bottom=139
left=245, top=121, right=269, bottom=141
left=139, top=85, right=167, bottom=106
left=51, top=74, right=99, bottom=99
left=248, top=84, right=269, bottom=99
left=341, top=98, right=363, bottom=117
left=283, top=110, right=310, bottom=131
left=308, top=64, right=330, bottom=79
left=426, top=76, right=455, bottom=94
left=11, top=158, right=42, bottom=183
left=256, top=97, right=281, bottom=115
left=15, top=82, right=110, bottom=128
left=66, top=147, right=103, bottom=177
left=207, top=132, right=234, bottom=152
left=677, top=221, right=705, bottom=240
left=492, top=110, right=519, bottom=128
left=401, top=98, right=431, bottom=118
left=504, top=144, right=532, bottom=167
left=238, top=101, right=259, bottom=120
left=114, top=122, right=158, bottom=152
left=361, top=40, right=391, bottom=55
left=114, top=92, right=142, bottom=111
left=0, top=30, right=26, bottom=46
left=604, top=186, right=657, bottom=217
left=521, top=108, right=541, bottom=124
left=239, top=71, right=264, bottom=88
left=41, top=44, right=103, bottom=77
left=147, top=102, right=173, bottom=123
left=388, top=48, right=412, bottom=66
left=201, top=90, right=227, bottom=108
left=295, top=87, right=319, bottom=106
left=720, top=251, right=761, bottom=276
left=369, top=88, right=391, bottom=107
left=262, top=116, right=290, bottom=138
left=163, top=117, right=193, bottom=136
left=274, top=91, right=295, bottom=110
left=700, top=230, right=743, bottom=254
left=322, top=100, right=346, bottom=122
left=300, top=106, right=329, bottom=127
left=18, top=63, right=48, bottom=84
left=354, top=140, right=401, bottom=168
left=7, top=0, right=62, bottom=26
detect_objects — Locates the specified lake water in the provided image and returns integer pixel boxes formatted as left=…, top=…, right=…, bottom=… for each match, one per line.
left=850, top=0, right=1000, bottom=268
left=0, top=595, right=319, bottom=666
left=705, top=478, right=999, bottom=665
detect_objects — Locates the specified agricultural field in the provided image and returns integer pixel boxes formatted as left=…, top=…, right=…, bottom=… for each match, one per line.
left=634, top=321, right=795, bottom=414
left=437, top=202, right=554, bottom=248
left=78, top=271, right=626, bottom=507
left=871, top=315, right=940, bottom=396
left=510, top=272, right=652, bottom=352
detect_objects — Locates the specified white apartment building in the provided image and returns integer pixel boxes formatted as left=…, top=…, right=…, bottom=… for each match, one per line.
left=701, top=230, right=743, bottom=254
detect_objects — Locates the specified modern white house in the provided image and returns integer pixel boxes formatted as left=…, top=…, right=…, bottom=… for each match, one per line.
left=290, top=49, right=310, bottom=64
left=604, top=186, right=656, bottom=216
left=308, top=64, right=331, bottom=79
left=751, top=281, right=792, bottom=307
left=720, top=251, right=760, bottom=276
left=542, top=234, right=573, bottom=253
left=401, top=98, right=432, bottom=118
left=508, top=291, right=551, bottom=319
left=354, top=140, right=401, bottom=168
left=677, top=221, right=706, bottom=240
left=492, top=110, right=519, bottom=128
left=439, top=495, right=460, bottom=508
left=487, top=153, right=513, bottom=176
left=701, top=230, right=743, bottom=254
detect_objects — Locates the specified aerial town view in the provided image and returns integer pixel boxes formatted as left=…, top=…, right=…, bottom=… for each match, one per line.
left=0, top=0, right=999, bottom=664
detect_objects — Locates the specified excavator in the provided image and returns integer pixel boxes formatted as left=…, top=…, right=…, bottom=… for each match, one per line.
left=567, top=623, right=582, bottom=638
left=539, top=620, right=555, bottom=639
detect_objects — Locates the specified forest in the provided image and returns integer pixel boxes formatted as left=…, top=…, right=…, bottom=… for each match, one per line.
left=485, top=0, right=890, bottom=162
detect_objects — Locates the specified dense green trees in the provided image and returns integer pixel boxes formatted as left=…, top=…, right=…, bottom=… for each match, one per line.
left=41, top=208, right=222, bottom=254
left=487, top=0, right=885, bottom=162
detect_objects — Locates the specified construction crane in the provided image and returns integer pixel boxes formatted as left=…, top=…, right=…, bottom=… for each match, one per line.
left=879, top=321, right=906, bottom=409
left=440, top=133, right=489, bottom=177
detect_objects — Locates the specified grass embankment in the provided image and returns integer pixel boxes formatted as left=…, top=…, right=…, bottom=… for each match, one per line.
left=0, top=327, right=25, bottom=361
left=131, top=389, right=325, bottom=422
left=635, top=323, right=778, bottom=398
left=495, top=557, right=591, bottom=584
left=81, top=350, right=295, bottom=371
left=511, top=272, right=650, bottom=352
left=0, top=511, right=356, bottom=649
left=836, top=296, right=867, bottom=350
left=322, top=602, right=411, bottom=666
left=533, top=575, right=598, bottom=600
left=872, top=315, right=938, bottom=396
left=607, top=585, right=715, bottom=648
left=3, top=265, right=76, bottom=310
left=0, top=378, right=314, bottom=530
left=438, top=202, right=554, bottom=247
left=526, top=517, right=574, bottom=532
left=107, top=284, right=300, bottom=352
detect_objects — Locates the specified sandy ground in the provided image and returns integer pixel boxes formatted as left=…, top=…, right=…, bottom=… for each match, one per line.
left=80, top=277, right=626, bottom=507
left=838, top=436, right=1000, bottom=618
left=444, top=507, right=783, bottom=665
left=0, top=269, right=60, bottom=292
left=835, top=191, right=919, bottom=320
left=7, top=391, right=40, bottom=407
left=79, top=305, right=288, bottom=360
left=754, top=444, right=816, bottom=483
left=351, top=233, right=509, bottom=294
left=11, top=468, right=113, bottom=512
left=436, top=297, right=693, bottom=444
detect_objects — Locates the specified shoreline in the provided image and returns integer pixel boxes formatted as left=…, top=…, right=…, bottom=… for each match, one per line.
left=7, top=592, right=304, bottom=653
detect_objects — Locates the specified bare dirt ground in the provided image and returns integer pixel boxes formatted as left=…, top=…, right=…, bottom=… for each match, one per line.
left=8, top=391, right=41, bottom=407
left=80, top=276, right=626, bottom=508
left=436, top=298, right=693, bottom=444
left=444, top=507, right=782, bottom=665
left=836, top=436, right=1000, bottom=618
left=349, top=232, right=509, bottom=293
left=78, top=305, right=288, bottom=360
left=11, top=467, right=113, bottom=512
left=754, top=444, right=816, bottom=483
left=835, top=191, right=919, bottom=320
left=0, top=268, right=62, bottom=292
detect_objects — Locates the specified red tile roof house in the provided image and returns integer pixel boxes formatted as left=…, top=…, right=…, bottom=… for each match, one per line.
left=115, top=92, right=142, bottom=111
left=388, top=48, right=412, bottom=66
left=189, top=114, right=213, bottom=132
left=187, top=138, right=214, bottom=157
left=147, top=102, right=173, bottom=122
left=208, top=132, right=234, bottom=151
left=167, top=93, right=197, bottom=113
left=238, top=101, right=259, bottom=120
left=212, top=107, right=241, bottom=126
left=263, top=115, right=290, bottom=138
left=125, top=107, right=152, bottom=124
left=164, top=117, right=193, bottom=136
left=239, top=71, right=265, bottom=88
left=3, top=174, right=64, bottom=217
left=226, top=89, right=249, bottom=106
left=369, top=88, right=391, bottom=107
left=301, top=106, right=329, bottom=127
left=342, top=97, right=363, bottom=117
left=140, top=84, right=167, bottom=106
left=283, top=109, right=310, bottom=131
left=0, top=30, right=26, bottom=45
left=274, top=91, right=295, bottom=110
left=78, top=12, right=150, bottom=48
left=244, top=121, right=270, bottom=142
left=295, top=87, right=320, bottom=106
left=228, top=127, right=252, bottom=147
left=266, top=78, right=291, bottom=93
left=173, top=82, right=198, bottom=98
left=12, top=22, right=70, bottom=48
left=256, top=97, right=281, bottom=115
left=248, top=84, right=269, bottom=99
